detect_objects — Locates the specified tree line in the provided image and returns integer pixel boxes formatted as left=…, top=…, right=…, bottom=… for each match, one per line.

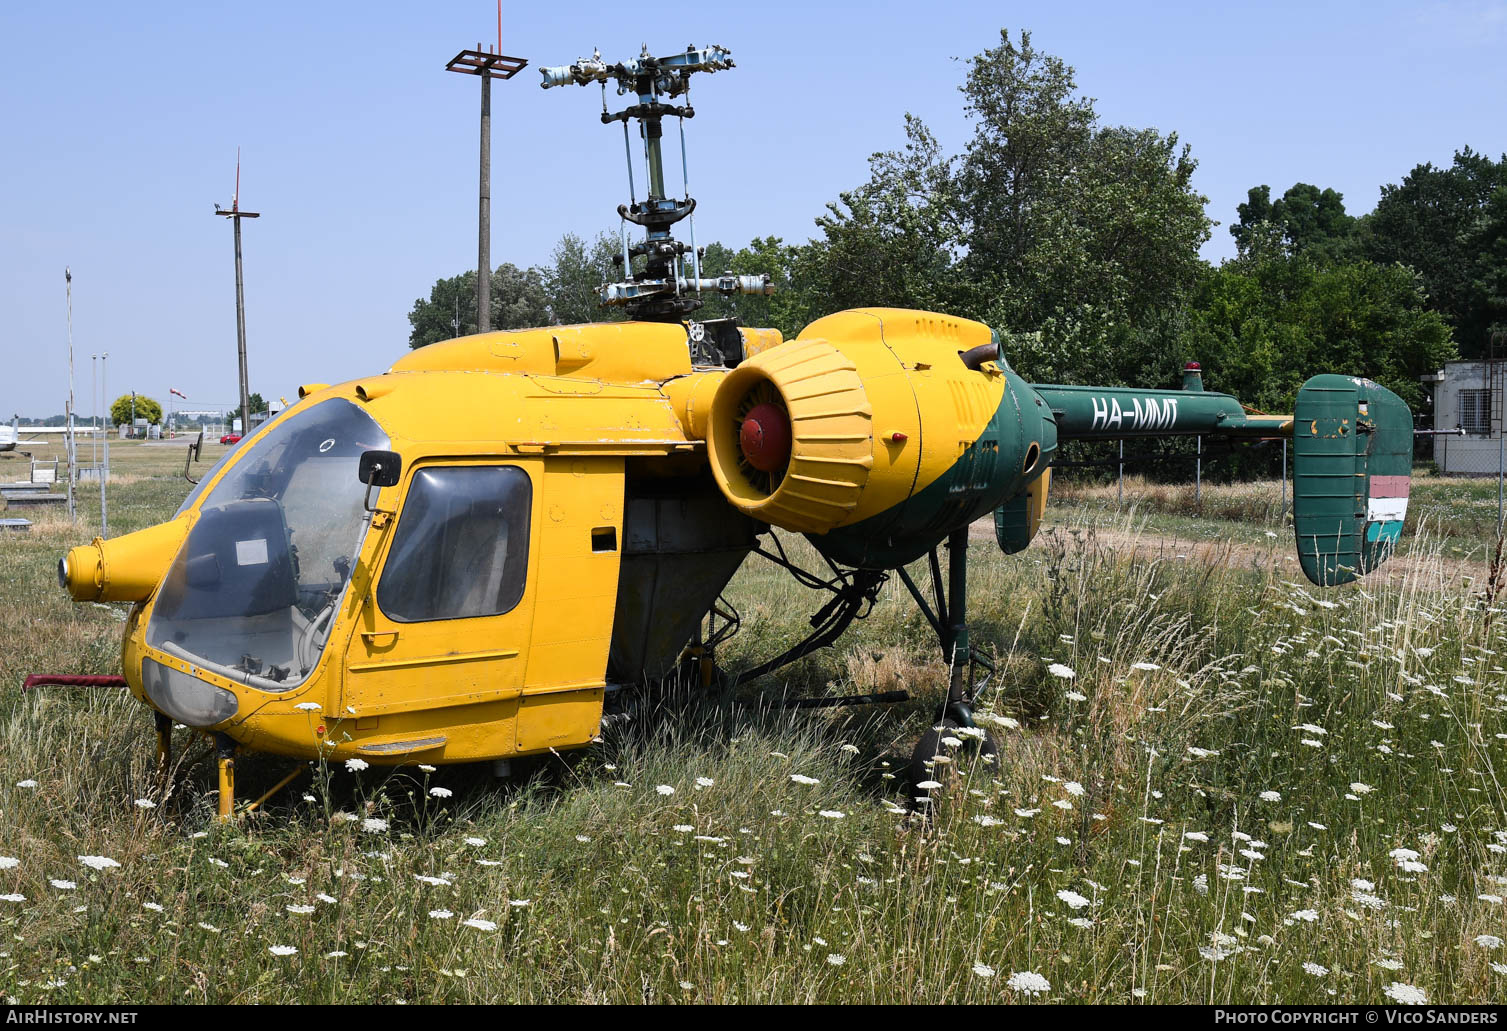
left=409, top=29, right=1505, bottom=421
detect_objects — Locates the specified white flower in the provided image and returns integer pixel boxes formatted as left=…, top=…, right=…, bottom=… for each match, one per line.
left=49, top=880, right=76, bottom=890
left=1291, top=909, right=1319, bottom=922
left=1063, top=691, right=1087, bottom=702
left=1303, top=962, right=1328, bottom=976
left=818, top=810, right=846, bottom=820
left=1184, top=831, right=1209, bottom=843
left=462, top=917, right=497, bottom=931
left=790, top=774, right=820, bottom=786
left=1007, top=970, right=1051, bottom=996
left=428, top=787, right=452, bottom=799
left=78, top=855, right=120, bottom=870
left=826, top=953, right=845, bottom=966
left=1064, top=781, right=1085, bottom=797
left=916, top=780, right=942, bottom=791
left=133, top=798, right=156, bottom=809
left=464, top=837, right=486, bottom=847
left=0, top=858, right=16, bottom=870
left=1047, top=663, right=1076, bottom=680
left=972, top=963, right=995, bottom=978
left=429, top=909, right=454, bottom=919
left=1259, top=791, right=1281, bottom=802
left=268, top=945, right=298, bottom=957
left=1350, top=782, right=1375, bottom=795
left=1132, top=662, right=1160, bottom=671
left=656, top=784, right=675, bottom=796
left=344, top=758, right=369, bottom=772
left=325, top=950, right=349, bottom=958
left=295, top=701, right=321, bottom=711
left=695, top=777, right=714, bottom=788
left=1475, top=935, right=1504, bottom=950
left=15, top=780, right=37, bottom=789
left=361, top=818, right=389, bottom=833
left=1056, top=889, right=1091, bottom=910
left=509, top=899, right=531, bottom=908
left=286, top=904, right=315, bottom=915
left=1383, top=983, right=1427, bottom=1005
left=0, top=893, right=25, bottom=902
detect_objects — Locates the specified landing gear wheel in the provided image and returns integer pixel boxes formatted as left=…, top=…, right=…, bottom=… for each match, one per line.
left=908, top=719, right=1000, bottom=807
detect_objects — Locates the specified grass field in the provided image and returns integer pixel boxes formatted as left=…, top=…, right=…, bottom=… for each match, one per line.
left=2, top=442, right=1506, bottom=1004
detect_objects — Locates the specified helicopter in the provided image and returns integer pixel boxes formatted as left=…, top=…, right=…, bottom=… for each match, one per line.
left=49, top=44, right=1412, bottom=818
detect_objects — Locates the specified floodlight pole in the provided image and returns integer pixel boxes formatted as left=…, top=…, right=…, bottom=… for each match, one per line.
left=446, top=42, right=527, bottom=336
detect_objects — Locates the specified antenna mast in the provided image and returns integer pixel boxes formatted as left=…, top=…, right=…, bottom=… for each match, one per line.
left=540, top=44, right=771, bottom=321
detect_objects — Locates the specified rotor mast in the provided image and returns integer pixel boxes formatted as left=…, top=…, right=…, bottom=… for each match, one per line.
left=540, top=44, right=772, bottom=321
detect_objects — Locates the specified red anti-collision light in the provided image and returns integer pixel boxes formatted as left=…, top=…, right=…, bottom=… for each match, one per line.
left=739, top=402, right=791, bottom=473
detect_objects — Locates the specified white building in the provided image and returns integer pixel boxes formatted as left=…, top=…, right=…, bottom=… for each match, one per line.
left=1424, top=360, right=1504, bottom=475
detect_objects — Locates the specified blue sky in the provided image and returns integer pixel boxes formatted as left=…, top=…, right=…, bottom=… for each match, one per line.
left=2, top=0, right=1503, bottom=418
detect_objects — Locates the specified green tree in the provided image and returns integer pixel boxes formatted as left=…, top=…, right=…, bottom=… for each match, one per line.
left=229, top=392, right=267, bottom=426
left=1363, top=147, right=1507, bottom=356
left=109, top=394, right=163, bottom=427
left=407, top=263, right=552, bottom=348
left=1233, top=183, right=1358, bottom=264
left=1180, top=254, right=1455, bottom=415
left=953, top=31, right=1212, bottom=384
left=544, top=231, right=627, bottom=326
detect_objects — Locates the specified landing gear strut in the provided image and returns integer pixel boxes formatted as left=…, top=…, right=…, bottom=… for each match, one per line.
left=895, top=528, right=1000, bottom=799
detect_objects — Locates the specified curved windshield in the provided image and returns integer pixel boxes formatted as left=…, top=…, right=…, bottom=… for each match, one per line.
left=148, top=399, right=389, bottom=691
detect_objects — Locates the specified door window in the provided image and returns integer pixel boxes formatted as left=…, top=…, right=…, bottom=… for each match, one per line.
left=376, top=466, right=531, bottom=622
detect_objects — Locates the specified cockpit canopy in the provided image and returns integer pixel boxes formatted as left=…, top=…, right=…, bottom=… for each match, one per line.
left=147, top=399, right=389, bottom=691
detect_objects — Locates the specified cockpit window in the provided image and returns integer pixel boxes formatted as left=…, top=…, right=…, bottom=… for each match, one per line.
left=147, top=399, right=389, bottom=692
left=377, top=466, right=531, bottom=622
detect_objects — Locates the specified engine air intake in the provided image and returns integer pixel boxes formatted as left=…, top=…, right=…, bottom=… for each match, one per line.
left=706, top=339, right=875, bottom=534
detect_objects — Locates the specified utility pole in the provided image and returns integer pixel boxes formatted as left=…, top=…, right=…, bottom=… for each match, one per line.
left=99, top=351, right=108, bottom=537
left=446, top=6, right=526, bottom=335
left=65, top=268, right=76, bottom=521
left=215, top=150, right=258, bottom=434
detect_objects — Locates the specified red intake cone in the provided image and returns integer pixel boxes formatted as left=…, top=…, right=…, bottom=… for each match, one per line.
left=739, top=402, right=791, bottom=473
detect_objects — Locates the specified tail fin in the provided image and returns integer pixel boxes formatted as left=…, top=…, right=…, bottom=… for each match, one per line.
left=1292, top=375, right=1412, bottom=586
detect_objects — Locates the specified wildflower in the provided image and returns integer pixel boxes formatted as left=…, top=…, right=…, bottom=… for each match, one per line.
left=1187, top=746, right=1219, bottom=758
left=1259, top=791, right=1281, bottom=802
left=15, top=780, right=37, bottom=789
left=1475, top=935, right=1504, bottom=950
left=268, top=945, right=298, bottom=957
left=1047, top=663, right=1076, bottom=680
left=972, top=963, right=995, bottom=978
left=428, top=787, right=452, bottom=799
left=1350, top=782, right=1375, bottom=795
left=1132, top=662, right=1160, bottom=671
left=286, top=905, right=315, bottom=915
left=1291, top=909, right=1319, bottom=922
left=826, top=954, right=845, bottom=966
left=464, top=837, right=486, bottom=847
left=361, top=818, right=389, bottom=833
left=1056, top=889, right=1091, bottom=910
left=1007, top=971, right=1051, bottom=996
left=429, top=909, right=454, bottom=919
left=916, top=780, right=942, bottom=791
left=326, top=951, right=349, bottom=958
left=133, top=798, right=156, bottom=809
left=695, top=777, right=714, bottom=788
left=344, top=758, right=369, bottom=772
left=655, top=784, right=675, bottom=796
left=462, top=918, right=497, bottom=931
left=818, top=810, right=846, bottom=820
left=49, top=880, right=76, bottom=890
left=78, top=856, right=120, bottom=870
left=1303, top=962, right=1329, bottom=976
left=1064, top=691, right=1087, bottom=702
left=790, top=774, right=820, bottom=786
left=1064, top=781, right=1085, bottom=797
left=0, top=858, right=16, bottom=870
left=1051, top=799, right=1073, bottom=810
left=294, top=702, right=321, bottom=711
left=0, top=894, right=26, bottom=903
left=509, top=899, right=530, bottom=908
left=1184, top=831, right=1209, bottom=842
left=1383, top=983, right=1427, bottom=1005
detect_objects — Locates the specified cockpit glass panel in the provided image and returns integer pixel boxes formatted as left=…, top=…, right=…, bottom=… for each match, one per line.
left=147, top=399, right=389, bottom=691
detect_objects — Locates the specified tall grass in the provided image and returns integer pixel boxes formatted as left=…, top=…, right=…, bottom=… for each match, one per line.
left=1, top=444, right=1504, bottom=1003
